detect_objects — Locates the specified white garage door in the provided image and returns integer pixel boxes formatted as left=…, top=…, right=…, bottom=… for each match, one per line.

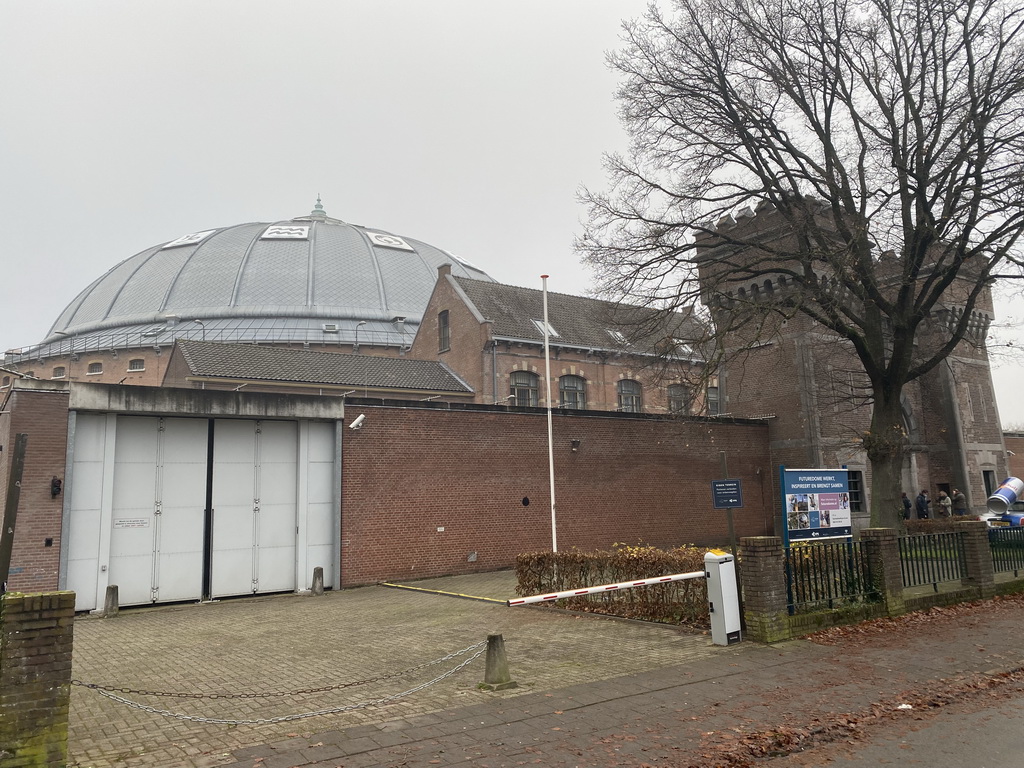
left=65, top=414, right=336, bottom=611
left=211, top=419, right=297, bottom=597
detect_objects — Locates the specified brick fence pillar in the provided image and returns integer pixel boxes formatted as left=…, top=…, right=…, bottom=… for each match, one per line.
left=860, top=528, right=905, bottom=617
left=956, top=520, right=995, bottom=596
left=0, top=591, right=76, bottom=768
left=739, top=536, right=790, bottom=643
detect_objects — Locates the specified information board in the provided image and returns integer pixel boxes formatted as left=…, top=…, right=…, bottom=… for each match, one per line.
left=781, top=468, right=851, bottom=541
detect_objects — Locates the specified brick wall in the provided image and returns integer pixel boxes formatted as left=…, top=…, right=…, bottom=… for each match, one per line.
left=340, top=405, right=772, bottom=584
left=0, top=389, right=70, bottom=593
left=0, top=591, right=75, bottom=768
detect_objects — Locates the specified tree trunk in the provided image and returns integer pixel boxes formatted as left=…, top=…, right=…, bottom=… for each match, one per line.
left=864, top=394, right=906, bottom=530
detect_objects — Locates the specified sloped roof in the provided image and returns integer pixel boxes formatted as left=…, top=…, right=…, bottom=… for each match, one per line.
left=452, top=277, right=703, bottom=354
left=173, top=340, right=473, bottom=393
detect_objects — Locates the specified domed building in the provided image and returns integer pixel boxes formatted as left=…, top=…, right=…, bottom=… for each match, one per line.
left=5, top=198, right=493, bottom=385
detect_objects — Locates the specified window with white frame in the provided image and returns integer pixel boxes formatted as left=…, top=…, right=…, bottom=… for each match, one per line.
left=87, top=362, right=103, bottom=375
left=706, top=385, right=720, bottom=415
left=510, top=370, right=540, bottom=407
left=51, top=366, right=66, bottom=379
left=559, top=375, right=587, bottom=410
left=668, top=383, right=690, bottom=414
left=617, top=379, right=642, bottom=413
left=128, top=359, right=145, bottom=371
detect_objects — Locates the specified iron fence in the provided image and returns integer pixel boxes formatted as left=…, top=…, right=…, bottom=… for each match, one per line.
left=898, top=531, right=966, bottom=591
left=785, top=540, right=876, bottom=613
left=989, top=527, right=1024, bottom=576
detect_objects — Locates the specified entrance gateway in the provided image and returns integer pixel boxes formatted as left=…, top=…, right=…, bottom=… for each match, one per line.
left=64, top=414, right=336, bottom=612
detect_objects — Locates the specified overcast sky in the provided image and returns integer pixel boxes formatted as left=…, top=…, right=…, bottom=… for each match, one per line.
left=2, top=1, right=1023, bottom=424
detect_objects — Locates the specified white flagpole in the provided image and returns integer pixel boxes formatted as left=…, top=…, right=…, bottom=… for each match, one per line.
left=542, top=275, right=557, bottom=553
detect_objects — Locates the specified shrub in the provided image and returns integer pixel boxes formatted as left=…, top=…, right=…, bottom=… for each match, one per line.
left=514, top=543, right=710, bottom=627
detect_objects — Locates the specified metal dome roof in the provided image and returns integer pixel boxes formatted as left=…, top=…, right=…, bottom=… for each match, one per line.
left=36, top=202, right=494, bottom=354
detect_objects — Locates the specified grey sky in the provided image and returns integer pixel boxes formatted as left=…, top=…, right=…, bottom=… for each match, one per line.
left=2, top=1, right=1022, bottom=424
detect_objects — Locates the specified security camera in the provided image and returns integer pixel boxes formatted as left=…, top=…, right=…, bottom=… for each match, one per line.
left=349, top=414, right=366, bottom=430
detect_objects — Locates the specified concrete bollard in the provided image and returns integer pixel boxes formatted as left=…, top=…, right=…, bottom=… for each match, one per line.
left=480, top=633, right=517, bottom=691
left=103, top=584, right=119, bottom=617
left=311, top=567, right=324, bottom=596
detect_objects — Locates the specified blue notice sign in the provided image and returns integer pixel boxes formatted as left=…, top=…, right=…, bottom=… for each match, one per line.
left=782, top=468, right=851, bottom=541
left=712, top=479, right=743, bottom=509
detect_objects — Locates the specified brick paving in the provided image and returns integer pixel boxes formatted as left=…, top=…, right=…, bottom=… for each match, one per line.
left=68, top=570, right=727, bottom=767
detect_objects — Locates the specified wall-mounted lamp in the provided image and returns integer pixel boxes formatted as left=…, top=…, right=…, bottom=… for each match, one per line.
left=570, top=439, right=582, bottom=452
left=349, top=414, right=366, bottom=430
left=50, top=477, right=62, bottom=497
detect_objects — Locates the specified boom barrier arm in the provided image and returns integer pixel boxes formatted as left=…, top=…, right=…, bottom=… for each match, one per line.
left=506, top=571, right=705, bottom=607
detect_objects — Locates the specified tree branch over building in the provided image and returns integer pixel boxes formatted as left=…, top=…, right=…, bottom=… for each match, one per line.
left=579, top=0, right=1024, bottom=527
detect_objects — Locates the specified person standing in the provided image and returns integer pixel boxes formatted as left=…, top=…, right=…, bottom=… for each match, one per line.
left=952, top=488, right=968, bottom=515
left=937, top=490, right=953, bottom=517
left=901, top=492, right=913, bottom=520
left=916, top=490, right=931, bottom=519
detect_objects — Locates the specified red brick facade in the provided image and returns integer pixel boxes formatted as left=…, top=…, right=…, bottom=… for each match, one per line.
left=339, top=405, right=771, bottom=584
left=1, top=381, right=771, bottom=593
left=0, top=387, right=69, bottom=593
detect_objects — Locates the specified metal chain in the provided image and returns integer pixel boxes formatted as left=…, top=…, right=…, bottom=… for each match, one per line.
left=71, top=641, right=486, bottom=700
left=84, top=643, right=487, bottom=725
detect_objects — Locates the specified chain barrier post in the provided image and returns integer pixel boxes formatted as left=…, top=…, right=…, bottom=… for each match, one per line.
left=480, top=633, right=517, bottom=691
left=102, top=585, right=119, bottom=617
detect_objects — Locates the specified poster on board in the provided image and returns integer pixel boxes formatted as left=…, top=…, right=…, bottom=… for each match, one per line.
left=782, top=468, right=852, bottom=541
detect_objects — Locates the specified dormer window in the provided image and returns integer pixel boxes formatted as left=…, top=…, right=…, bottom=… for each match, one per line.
left=532, top=319, right=559, bottom=337
left=607, top=329, right=627, bottom=344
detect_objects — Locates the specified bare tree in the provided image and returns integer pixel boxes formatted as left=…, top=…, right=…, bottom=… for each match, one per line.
left=580, top=0, right=1024, bottom=527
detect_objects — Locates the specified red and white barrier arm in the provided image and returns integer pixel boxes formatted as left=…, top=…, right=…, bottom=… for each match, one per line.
left=507, top=570, right=705, bottom=607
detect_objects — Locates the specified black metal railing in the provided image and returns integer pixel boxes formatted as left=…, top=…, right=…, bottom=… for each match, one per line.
left=989, top=527, right=1024, bottom=576
left=898, top=532, right=966, bottom=591
left=785, top=540, right=876, bottom=613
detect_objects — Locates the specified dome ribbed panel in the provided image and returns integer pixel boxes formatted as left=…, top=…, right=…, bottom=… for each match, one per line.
left=50, top=273, right=108, bottom=332
left=373, top=248, right=439, bottom=314
left=311, top=225, right=384, bottom=310
left=67, top=248, right=162, bottom=326
left=108, top=244, right=193, bottom=316
left=165, top=223, right=265, bottom=309
left=236, top=237, right=309, bottom=307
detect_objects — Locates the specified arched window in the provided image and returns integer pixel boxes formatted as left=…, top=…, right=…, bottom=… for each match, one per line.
left=668, top=384, right=690, bottom=414
left=617, top=379, right=642, bottom=413
left=438, top=310, right=450, bottom=352
left=51, top=366, right=66, bottom=379
left=510, top=371, right=539, bottom=407
left=559, top=375, right=587, bottom=410
left=128, top=359, right=146, bottom=371
left=87, top=362, right=103, bottom=375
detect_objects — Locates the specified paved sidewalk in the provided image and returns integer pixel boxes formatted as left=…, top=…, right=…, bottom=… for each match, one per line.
left=68, top=571, right=724, bottom=768
left=68, top=572, right=1024, bottom=768
left=220, top=596, right=1024, bottom=768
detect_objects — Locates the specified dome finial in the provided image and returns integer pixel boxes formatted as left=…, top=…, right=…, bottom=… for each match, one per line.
left=310, top=194, right=327, bottom=220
